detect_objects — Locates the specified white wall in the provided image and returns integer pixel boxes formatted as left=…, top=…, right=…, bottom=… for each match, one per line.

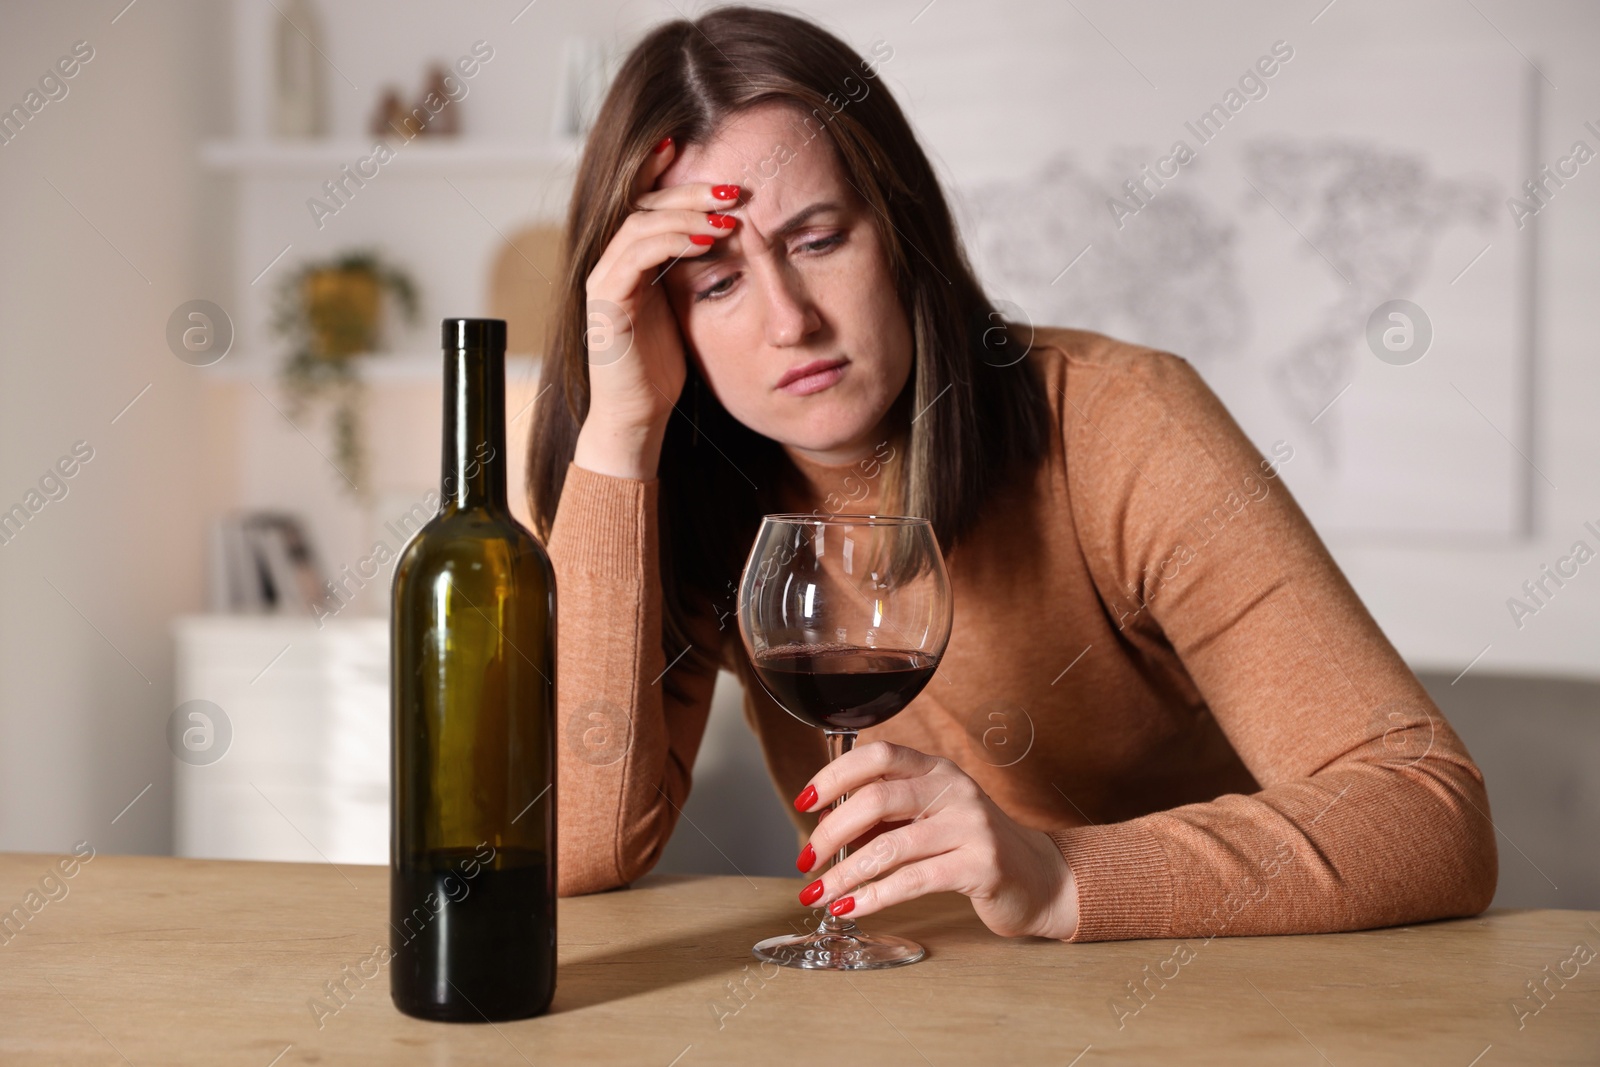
left=0, top=0, right=231, bottom=854
left=1325, top=0, right=1600, bottom=677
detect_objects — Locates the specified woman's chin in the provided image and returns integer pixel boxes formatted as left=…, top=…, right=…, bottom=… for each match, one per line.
left=767, top=417, right=883, bottom=461
left=757, top=392, right=893, bottom=455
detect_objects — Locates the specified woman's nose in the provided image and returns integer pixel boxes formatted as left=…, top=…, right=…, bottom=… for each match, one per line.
left=762, top=269, right=822, bottom=348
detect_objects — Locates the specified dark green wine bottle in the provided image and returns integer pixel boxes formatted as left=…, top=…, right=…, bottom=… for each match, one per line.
left=390, top=318, right=557, bottom=1022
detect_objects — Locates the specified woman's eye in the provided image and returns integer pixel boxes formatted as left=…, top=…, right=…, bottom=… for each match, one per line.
left=797, top=233, right=844, bottom=254
left=691, top=234, right=841, bottom=302
left=695, top=273, right=739, bottom=302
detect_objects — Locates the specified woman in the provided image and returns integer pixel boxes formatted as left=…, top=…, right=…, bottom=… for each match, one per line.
left=527, top=6, right=1497, bottom=942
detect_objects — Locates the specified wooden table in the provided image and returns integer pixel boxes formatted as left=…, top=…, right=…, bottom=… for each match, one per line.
left=2, top=852, right=1596, bottom=1065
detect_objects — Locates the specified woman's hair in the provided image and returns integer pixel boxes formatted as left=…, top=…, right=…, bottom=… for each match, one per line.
left=526, top=5, right=1054, bottom=693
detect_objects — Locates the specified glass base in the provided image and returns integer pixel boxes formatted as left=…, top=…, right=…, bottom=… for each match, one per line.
left=753, top=919, right=925, bottom=970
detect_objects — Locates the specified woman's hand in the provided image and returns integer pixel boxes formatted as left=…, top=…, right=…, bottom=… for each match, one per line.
left=793, top=740, right=1080, bottom=940
left=573, top=136, right=741, bottom=480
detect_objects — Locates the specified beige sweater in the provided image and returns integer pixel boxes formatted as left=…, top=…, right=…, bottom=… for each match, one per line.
left=545, top=325, right=1497, bottom=942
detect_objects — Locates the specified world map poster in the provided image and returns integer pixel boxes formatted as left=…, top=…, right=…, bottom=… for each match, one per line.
left=955, top=37, right=1533, bottom=541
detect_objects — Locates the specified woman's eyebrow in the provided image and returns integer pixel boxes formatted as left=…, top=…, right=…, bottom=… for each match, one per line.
left=768, top=200, right=842, bottom=237
left=696, top=200, right=842, bottom=262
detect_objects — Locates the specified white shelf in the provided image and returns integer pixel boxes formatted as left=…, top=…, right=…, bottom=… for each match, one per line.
left=200, top=137, right=582, bottom=175
left=202, top=350, right=543, bottom=384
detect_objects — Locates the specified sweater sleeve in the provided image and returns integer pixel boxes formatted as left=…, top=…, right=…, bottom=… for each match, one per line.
left=545, top=461, right=722, bottom=896
left=1050, top=347, right=1498, bottom=942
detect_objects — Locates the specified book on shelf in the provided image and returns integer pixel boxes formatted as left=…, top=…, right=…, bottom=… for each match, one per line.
left=208, top=511, right=329, bottom=616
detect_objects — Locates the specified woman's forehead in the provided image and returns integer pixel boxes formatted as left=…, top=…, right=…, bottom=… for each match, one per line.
left=656, top=104, right=846, bottom=214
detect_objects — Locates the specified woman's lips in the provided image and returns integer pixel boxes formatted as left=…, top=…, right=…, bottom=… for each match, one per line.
left=777, top=359, right=848, bottom=396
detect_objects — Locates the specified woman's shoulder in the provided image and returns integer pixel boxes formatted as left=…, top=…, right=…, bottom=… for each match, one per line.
left=1024, top=324, right=1214, bottom=428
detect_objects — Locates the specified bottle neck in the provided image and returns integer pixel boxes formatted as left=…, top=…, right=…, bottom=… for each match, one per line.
left=441, top=346, right=506, bottom=512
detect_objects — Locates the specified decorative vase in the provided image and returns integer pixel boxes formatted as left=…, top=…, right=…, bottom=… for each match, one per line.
left=271, top=0, right=326, bottom=138
left=304, top=268, right=384, bottom=359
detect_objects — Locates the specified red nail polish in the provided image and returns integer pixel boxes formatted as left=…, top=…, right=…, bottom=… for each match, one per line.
left=829, top=896, right=855, bottom=916
left=800, top=879, right=824, bottom=906
left=689, top=234, right=714, bottom=246
left=794, top=784, right=818, bottom=811
left=712, top=184, right=739, bottom=200
left=654, top=136, right=673, bottom=153
left=707, top=213, right=736, bottom=229
left=797, top=843, right=815, bottom=873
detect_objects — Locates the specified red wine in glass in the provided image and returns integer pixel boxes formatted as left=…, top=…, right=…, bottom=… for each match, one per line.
left=751, top=644, right=939, bottom=730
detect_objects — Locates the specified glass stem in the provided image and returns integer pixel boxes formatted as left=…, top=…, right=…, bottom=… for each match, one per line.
left=820, top=730, right=857, bottom=934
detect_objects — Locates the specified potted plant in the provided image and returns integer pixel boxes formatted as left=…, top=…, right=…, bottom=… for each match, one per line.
left=271, top=249, right=419, bottom=498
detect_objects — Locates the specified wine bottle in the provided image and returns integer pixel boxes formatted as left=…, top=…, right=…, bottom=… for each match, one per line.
left=390, top=318, right=557, bottom=1022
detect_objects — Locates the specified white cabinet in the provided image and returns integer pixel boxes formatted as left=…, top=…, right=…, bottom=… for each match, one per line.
left=172, top=615, right=389, bottom=865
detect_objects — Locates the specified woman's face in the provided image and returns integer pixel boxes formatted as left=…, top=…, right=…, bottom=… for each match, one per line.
left=658, top=102, right=913, bottom=465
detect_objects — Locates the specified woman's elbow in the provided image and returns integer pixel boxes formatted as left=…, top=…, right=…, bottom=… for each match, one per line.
left=1423, top=761, right=1500, bottom=919
left=555, top=835, right=628, bottom=897
left=609, top=837, right=665, bottom=890
left=556, top=835, right=665, bottom=898
left=558, top=867, right=623, bottom=898
left=1453, top=788, right=1500, bottom=916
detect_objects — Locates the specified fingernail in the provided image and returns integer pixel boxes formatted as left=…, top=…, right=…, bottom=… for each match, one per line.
left=707, top=213, right=736, bottom=229
left=829, top=896, right=855, bottom=916
left=800, top=879, right=825, bottom=906
left=816, top=807, right=830, bottom=823
left=793, top=784, right=818, bottom=811
left=797, top=843, right=815, bottom=873
left=712, top=184, right=739, bottom=200
left=689, top=234, right=715, bottom=246
left=654, top=136, right=673, bottom=153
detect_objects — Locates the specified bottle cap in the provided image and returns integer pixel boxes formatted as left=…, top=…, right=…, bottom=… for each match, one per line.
left=442, top=318, right=506, bottom=352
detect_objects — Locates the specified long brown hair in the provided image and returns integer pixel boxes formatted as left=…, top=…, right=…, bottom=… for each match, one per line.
left=526, top=5, right=1053, bottom=694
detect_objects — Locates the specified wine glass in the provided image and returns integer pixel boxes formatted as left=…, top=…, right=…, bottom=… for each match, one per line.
left=737, top=513, right=953, bottom=970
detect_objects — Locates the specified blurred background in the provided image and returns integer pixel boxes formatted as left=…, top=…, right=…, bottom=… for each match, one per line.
left=0, top=0, right=1595, bottom=910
